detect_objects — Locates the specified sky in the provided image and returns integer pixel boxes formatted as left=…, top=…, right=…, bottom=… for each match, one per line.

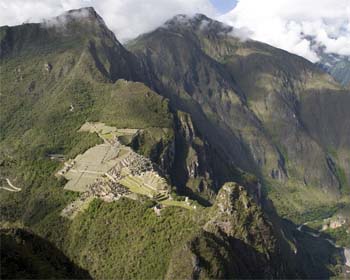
left=0, top=0, right=349, bottom=62
left=210, top=0, right=237, bottom=13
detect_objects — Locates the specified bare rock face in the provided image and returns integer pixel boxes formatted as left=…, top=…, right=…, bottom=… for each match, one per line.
left=177, top=111, right=201, bottom=178
left=171, top=111, right=216, bottom=198
left=159, top=137, right=175, bottom=175
left=177, top=111, right=196, bottom=143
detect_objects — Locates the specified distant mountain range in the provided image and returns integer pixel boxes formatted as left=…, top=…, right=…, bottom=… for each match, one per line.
left=0, top=8, right=349, bottom=279
left=318, top=53, right=350, bottom=88
left=303, top=35, right=350, bottom=87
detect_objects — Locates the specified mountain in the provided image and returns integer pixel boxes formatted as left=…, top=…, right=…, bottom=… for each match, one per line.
left=317, top=53, right=350, bottom=88
left=0, top=8, right=349, bottom=279
left=128, top=14, right=350, bottom=220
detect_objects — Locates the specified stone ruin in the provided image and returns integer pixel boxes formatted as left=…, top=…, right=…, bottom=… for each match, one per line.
left=118, top=151, right=154, bottom=175
left=57, top=160, right=76, bottom=176
left=60, top=127, right=171, bottom=219
left=87, top=176, right=130, bottom=202
left=61, top=175, right=131, bottom=219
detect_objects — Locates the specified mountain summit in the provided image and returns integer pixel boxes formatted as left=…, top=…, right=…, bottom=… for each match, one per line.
left=43, top=7, right=106, bottom=26
left=163, top=13, right=233, bottom=34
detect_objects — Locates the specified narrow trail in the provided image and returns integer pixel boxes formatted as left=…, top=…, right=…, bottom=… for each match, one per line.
left=0, top=178, right=21, bottom=192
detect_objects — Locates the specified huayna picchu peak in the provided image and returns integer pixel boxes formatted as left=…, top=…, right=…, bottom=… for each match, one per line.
left=0, top=7, right=349, bottom=280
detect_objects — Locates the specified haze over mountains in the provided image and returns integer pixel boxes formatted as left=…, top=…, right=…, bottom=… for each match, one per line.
left=0, top=7, right=349, bottom=279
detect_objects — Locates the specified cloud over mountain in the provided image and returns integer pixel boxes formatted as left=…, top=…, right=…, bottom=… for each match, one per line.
left=220, top=0, right=350, bottom=62
left=1, top=0, right=349, bottom=61
left=0, top=0, right=216, bottom=41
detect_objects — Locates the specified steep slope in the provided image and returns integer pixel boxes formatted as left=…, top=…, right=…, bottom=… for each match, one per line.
left=128, top=14, right=350, bottom=220
left=166, top=183, right=282, bottom=279
left=0, top=7, right=188, bottom=279
left=166, top=183, right=344, bottom=279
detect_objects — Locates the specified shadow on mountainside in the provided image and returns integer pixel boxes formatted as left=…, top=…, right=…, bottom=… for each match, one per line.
left=264, top=197, right=342, bottom=279
left=0, top=228, right=91, bottom=279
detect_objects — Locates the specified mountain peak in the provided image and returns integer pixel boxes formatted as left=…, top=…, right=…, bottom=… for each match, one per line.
left=64, top=7, right=102, bottom=21
left=163, top=13, right=233, bottom=35
left=42, top=6, right=106, bottom=29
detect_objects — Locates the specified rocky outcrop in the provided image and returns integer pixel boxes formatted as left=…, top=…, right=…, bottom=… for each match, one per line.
left=166, top=182, right=286, bottom=279
left=130, top=127, right=175, bottom=174
left=204, top=183, right=276, bottom=256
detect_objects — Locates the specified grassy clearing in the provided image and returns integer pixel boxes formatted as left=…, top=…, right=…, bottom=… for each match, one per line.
left=161, top=199, right=195, bottom=210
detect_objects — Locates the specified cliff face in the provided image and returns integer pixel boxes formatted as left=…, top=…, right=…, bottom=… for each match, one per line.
left=170, top=111, right=215, bottom=199
left=169, top=111, right=260, bottom=203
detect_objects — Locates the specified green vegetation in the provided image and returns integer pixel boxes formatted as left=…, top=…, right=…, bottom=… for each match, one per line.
left=323, top=227, right=350, bottom=247
left=55, top=198, right=199, bottom=279
left=130, top=127, right=174, bottom=162
left=337, top=166, right=349, bottom=195
left=265, top=179, right=345, bottom=224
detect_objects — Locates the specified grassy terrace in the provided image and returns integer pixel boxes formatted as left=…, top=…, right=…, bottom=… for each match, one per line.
left=120, top=176, right=156, bottom=197
left=120, top=176, right=197, bottom=210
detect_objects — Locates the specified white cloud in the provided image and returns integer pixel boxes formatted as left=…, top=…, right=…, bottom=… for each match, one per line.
left=0, top=0, right=217, bottom=41
left=220, top=0, right=350, bottom=62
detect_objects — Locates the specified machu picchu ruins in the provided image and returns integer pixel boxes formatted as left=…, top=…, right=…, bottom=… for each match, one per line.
left=58, top=122, right=193, bottom=219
